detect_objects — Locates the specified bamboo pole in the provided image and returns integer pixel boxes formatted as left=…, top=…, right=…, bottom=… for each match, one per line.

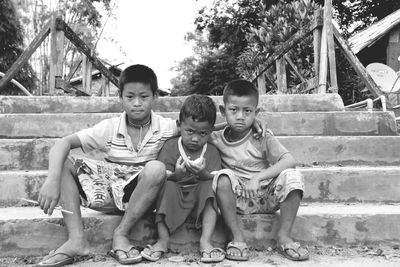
left=318, top=19, right=328, bottom=93
left=313, top=9, right=323, bottom=82
left=325, top=0, right=338, bottom=92
left=257, top=68, right=266, bottom=94
left=276, top=57, right=287, bottom=93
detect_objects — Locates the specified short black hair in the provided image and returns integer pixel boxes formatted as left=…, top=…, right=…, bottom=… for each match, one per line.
left=223, top=79, right=259, bottom=105
left=118, top=64, right=158, bottom=96
left=179, top=94, right=217, bottom=126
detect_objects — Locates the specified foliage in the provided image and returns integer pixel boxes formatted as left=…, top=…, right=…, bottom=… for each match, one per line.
left=14, top=0, right=112, bottom=95
left=171, top=0, right=269, bottom=95
left=237, top=0, right=319, bottom=93
left=315, top=0, right=400, bottom=37
left=172, top=0, right=400, bottom=104
left=0, top=0, right=36, bottom=95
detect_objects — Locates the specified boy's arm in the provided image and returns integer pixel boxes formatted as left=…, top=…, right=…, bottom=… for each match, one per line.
left=38, top=134, right=82, bottom=215
left=254, top=153, right=296, bottom=182
left=214, top=122, right=226, bottom=131
left=243, top=153, right=296, bottom=199
left=213, top=121, right=264, bottom=137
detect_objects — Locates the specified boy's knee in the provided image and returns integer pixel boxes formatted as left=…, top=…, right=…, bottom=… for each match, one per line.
left=63, top=158, right=77, bottom=177
left=141, top=160, right=166, bottom=185
left=216, top=175, right=232, bottom=192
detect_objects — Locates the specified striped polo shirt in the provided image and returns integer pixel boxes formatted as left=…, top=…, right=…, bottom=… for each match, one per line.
left=76, top=111, right=179, bottom=166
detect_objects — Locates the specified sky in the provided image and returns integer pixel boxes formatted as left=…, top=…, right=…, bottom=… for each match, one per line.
left=97, top=0, right=213, bottom=90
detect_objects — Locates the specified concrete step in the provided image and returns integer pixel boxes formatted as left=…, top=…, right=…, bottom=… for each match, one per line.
left=1, top=166, right=400, bottom=208
left=1, top=136, right=399, bottom=171
left=0, top=94, right=344, bottom=113
left=0, top=111, right=397, bottom=138
left=2, top=203, right=400, bottom=257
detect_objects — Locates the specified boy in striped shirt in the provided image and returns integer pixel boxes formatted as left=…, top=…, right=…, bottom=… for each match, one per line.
left=36, top=65, right=180, bottom=266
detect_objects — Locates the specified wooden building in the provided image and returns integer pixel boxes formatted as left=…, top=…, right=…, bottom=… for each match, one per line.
left=349, top=9, right=400, bottom=72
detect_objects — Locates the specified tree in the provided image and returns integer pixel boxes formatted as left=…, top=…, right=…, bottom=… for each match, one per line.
left=171, top=0, right=400, bottom=100
left=171, top=0, right=269, bottom=95
left=0, top=0, right=35, bottom=95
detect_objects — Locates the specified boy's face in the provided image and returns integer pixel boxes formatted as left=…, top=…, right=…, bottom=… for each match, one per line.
left=121, top=82, right=155, bottom=123
left=180, top=117, right=213, bottom=152
left=220, top=95, right=259, bottom=135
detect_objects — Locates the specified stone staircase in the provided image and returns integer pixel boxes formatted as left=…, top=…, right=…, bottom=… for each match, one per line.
left=1, top=94, right=400, bottom=257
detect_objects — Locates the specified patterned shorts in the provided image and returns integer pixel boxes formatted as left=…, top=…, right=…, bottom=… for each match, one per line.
left=212, top=168, right=304, bottom=215
left=70, top=156, right=143, bottom=213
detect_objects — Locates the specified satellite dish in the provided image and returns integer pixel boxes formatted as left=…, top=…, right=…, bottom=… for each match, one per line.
left=366, top=63, right=400, bottom=93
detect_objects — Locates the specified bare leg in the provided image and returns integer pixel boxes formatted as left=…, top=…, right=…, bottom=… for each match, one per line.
left=277, top=190, right=301, bottom=244
left=200, top=198, right=223, bottom=259
left=141, top=219, right=170, bottom=259
left=39, top=159, right=90, bottom=264
left=277, top=189, right=308, bottom=258
left=216, top=175, right=248, bottom=258
left=216, top=175, right=244, bottom=242
left=112, top=160, right=166, bottom=258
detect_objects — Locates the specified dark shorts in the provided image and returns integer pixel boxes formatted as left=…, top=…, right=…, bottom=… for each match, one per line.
left=155, top=179, right=217, bottom=233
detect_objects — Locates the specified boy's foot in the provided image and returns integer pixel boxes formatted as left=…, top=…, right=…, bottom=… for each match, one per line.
left=200, top=241, right=225, bottom=263
left=225, top=241, right=249, bottom=261
left=35, top=239, right=90, bottom=267
left=141, top=244, right=168, bottom=261
left=111, top=233, right=142, bottom=264
left=200, top=248, right=225, bottom=263
left=277, top=242, right=309, bottom=261
left=277, top=235, right=309, bottom=261
left=109, top=245, right=142, bottom=264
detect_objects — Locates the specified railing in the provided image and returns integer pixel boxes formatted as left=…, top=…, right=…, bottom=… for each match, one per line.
left=345, top=95, right=387, bottom=112
left=0, top=71, right=32, bottom=96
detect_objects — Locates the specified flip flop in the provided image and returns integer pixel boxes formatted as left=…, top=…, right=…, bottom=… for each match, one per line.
left=277, top=242, right=309, bottom=261
left=200, top=247, right=225, bottom=263
left=140, top=244, right=167, bottom=261
left=225, top=241, right=249, bottom=261
left=108, top=245, right=142, bottom=264
left=34, top=252, right=91, bottom=267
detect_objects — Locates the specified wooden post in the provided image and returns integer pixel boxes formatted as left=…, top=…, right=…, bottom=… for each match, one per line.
left=313, top=9, right=323, bottom=83
left=0, top=22, right=50, bottom=92
left=276, top=57, right=287, bottom=93
left=103, top=77, right=110, bottom=96
left=59, top=18, right=118, bottom=86
left=332, top=24, right=384, bottom=101
left=325, top=0, right=338, bottom=93
left=284, top=54, right=306, bottom=83
left=387, top=25, right=400, bottom=71
left=257, top=68, right=266, bottom=94
left=49, top=14, right=64, bottom=95
left=82, top=54, right=92, bottom=94
left=318, top=16, right=328, bottom=93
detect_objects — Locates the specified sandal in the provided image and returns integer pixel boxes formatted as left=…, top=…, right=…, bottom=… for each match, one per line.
left=108, top=245, right=142, bottom=264
left=140, top=244, right=167, bottom=262
left=35, top=251, right=91, bottom=267
left=225, top=241, right=249, bottom=261
left=278, top=242, right=309, bottom=261
left=200, top=247, right=225, bottom=263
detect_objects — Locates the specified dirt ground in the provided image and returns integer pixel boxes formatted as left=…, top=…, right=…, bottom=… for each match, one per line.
left=2, top=245, right=400, bottom=267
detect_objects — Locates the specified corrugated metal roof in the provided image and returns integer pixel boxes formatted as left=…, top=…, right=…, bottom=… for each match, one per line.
left=349, top=9, right=400, bottom=54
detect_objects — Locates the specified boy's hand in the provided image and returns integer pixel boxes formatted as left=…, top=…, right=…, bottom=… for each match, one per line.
left=243, top=178, right=260, bottom=199
left=38, top=179, right=60, bottom=216
left=252, top=119, right=266, bottom=140
left=185, top=157, right=206, bottom=177
left=172, top=156, right=188, bottom=180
